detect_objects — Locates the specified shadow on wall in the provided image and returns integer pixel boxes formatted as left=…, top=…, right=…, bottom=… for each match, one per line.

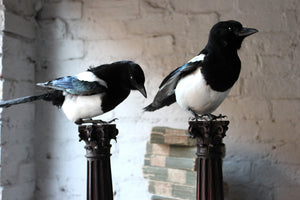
left=224, top=155, right=297, bottom=200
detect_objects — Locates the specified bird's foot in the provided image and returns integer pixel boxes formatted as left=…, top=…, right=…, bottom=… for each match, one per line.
left=189, top=109, right=201, bottom=121
left=189, top=114, right=227, bottom=121
left=200, top=114, right=227, bottom=121
left=211, top=114, right=227, bottom=120
left=75, top=118, right=118, bottom=125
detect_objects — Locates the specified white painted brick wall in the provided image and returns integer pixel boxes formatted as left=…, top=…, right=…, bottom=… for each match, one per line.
left=0, top=1, right=36, bottom=200
left=0, top=0, right=299, bottom=200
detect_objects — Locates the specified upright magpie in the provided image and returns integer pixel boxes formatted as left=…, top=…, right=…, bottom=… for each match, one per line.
left=144, top=20, right=258, bottom=120
left=0, top=60, right=147, bottom=124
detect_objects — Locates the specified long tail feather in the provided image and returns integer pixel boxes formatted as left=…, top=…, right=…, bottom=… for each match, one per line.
left=0, top=93, right=50, bottom=108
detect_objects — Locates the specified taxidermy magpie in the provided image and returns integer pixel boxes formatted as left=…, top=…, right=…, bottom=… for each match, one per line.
left=0, top=60, right=147, bottom=124
left=144, top=20, right=258, bottom=120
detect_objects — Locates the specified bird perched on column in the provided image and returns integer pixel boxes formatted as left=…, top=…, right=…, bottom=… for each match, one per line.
left=0, top=60, right=147, bottom=124
left=144, top=20, right=258, bottom=120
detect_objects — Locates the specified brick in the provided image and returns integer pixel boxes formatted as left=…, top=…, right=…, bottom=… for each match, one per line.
left=257, top=120, right=299, bottom=143
left=150, top=155, right=167, bottom=167
left=4, top=11, right=36, bottom=39
left=250, top=32, right=295, bottom=57
left=165, top=133, right=195, bottom=146
left=260, top=55, right=294, bottom=77
left=169, top=146, right=196, bottom=158
left=185, top=171, right=196, bottom=186
left=143, top=166, right=169, bottom=182
left=151, top=195, right=177, bottom=200
left=145, top=36, right=174, bottom=56
left=149, top=180, right=197, bottom=200
left=166, top=156, right=196, bottom=171
left=151, top=132, right=167, bottom=144
left=271, top=100, right=300, bottom=123
left=125, top=13, right=188, bottom=36
left=39, top=39, right=84, bottom=60
left=35, top=59, right=84, bottom=81
left=242, top=76, right=300, bottom=99
left=271, top=142, right=300, bottom=165
left=152, top=181, right=173, bottom=197
left=224, top=140, right=272, bottom=162
left=145, top=154, right=196, bottom=171
left=39, top=18, right=67, bottom=39
left=84, top=38, right=144, bottom=61
left=1, top=80, right=35, bottom=100
left=238, top=0, right=297, bottom=32
left=39, top=1, right=82, bottom=20
left=2, top=55, right=35, bottom=81
left=141, top=0, right=170, bottom=14
left=151, top=127, right=196, bottom=146
left=238, top=46, right=262, bottom=79
left=185, top=13, right=219, bottom=42
left=147, top=143, right=170, bottom=156
left=143, top=165, right=196, bottom=186
left=1, top=143, right=34, bottom=185
left=18, top=163, right=35, bottom=182
left=168, top=168, right=186, bottom=184
left=220, top=97, right=271, bottom=120
left=170, top=0, right=235, bottom=13
left=84, top=0, right=139, bottom=20
left=3, top=0, right=36, bottom=16
left=152, top=127, right=167, bottom=134
left=1, top=181, right=35, bottom=200
left=172, top=184, right=196, bottom=200
left=3, top=36, right=36, bottom=59
left=69, top=19, right=128, bottom=40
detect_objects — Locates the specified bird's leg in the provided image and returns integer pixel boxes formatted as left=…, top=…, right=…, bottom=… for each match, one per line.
left=107, top=118, right=118, bottom=123
left=75, top=118, right=118, bottom=125
left=199, top=114, right=227, bottom=121
left=75, top=118, right=84, bottom=125
left=211, top=114, right=227, bottom=120
left=188, top=109, right=200, bottom=121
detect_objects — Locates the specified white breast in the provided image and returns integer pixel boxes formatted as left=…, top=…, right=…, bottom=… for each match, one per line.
left=62, top=94, right=104, bottom=122
left=175, top=68, right=230, bottom=115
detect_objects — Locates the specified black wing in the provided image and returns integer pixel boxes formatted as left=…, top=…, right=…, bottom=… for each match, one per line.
left=144, top=60, right=203, bottom=111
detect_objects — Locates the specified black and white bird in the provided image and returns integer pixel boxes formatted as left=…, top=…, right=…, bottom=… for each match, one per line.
left=0, top=60, right=147, bottom=124
left=144, top=20, right=258, bottom=120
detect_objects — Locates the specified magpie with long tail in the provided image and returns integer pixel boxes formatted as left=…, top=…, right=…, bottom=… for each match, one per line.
left=144, top=20, right=258, bottom=120
left=0, top=60, right=147, bottom=124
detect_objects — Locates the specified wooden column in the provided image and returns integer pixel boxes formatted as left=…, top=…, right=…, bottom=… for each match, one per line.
left=78, top=124, right=118, bottom=200
left=189, top=120, right=229, bottom=200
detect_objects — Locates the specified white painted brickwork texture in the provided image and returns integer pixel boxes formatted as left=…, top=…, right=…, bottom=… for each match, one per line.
left=0, top=0, right=37, bottom=200
left=0, top=0, right=299, bottom=200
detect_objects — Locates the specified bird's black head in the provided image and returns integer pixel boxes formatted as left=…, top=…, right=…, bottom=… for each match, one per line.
left=208, top=20, right=258, bottom=50
left=122, top=61, right=147, bottom=98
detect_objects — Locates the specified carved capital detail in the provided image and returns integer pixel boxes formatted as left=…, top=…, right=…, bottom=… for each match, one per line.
left=78, top=124, right=118, bottom=157
left=189, top=120, right=229, bottom=157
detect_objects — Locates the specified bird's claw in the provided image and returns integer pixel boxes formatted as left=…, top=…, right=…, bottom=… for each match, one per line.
left=211, top=114, right=227, bottom=120
left=189, top=114, right=227, bottom=121
left=75, top=118, right=118, bottom=125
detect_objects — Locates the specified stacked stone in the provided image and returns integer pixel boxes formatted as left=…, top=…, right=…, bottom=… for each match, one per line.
left=143, top=127, right=197, bottom=200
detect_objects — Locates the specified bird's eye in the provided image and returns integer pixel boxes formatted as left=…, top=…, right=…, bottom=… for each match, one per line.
left=228, top=27, right=232, bottom=31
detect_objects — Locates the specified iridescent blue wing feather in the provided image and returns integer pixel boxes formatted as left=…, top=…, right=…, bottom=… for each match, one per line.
left=37, top=76, right=107, bottom=95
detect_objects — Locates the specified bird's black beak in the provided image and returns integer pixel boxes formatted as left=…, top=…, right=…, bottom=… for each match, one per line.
left=136, top=85, right=147, bottom=98
left=237, top=27, right=258, bottom=37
